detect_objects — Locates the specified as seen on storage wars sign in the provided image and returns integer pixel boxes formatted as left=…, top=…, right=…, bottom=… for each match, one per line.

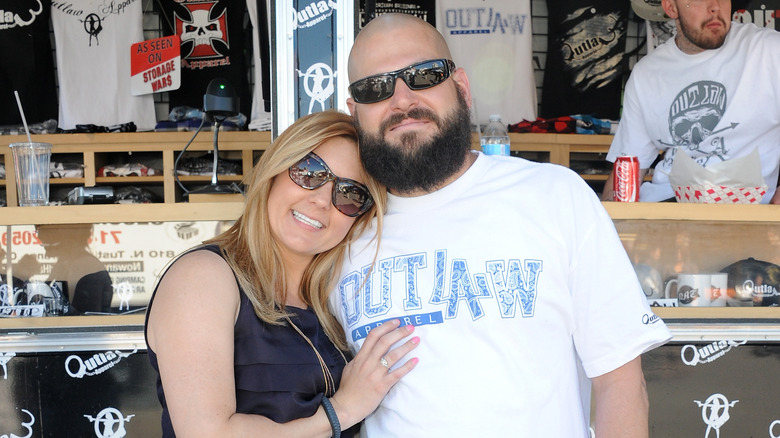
left=130, top=35, right=181, bottom=96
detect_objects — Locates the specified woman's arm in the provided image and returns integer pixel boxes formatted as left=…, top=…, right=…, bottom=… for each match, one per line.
left=146, top=250, right=419, bottom=437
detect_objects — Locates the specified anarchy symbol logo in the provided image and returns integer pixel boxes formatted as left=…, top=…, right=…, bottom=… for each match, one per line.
left=297, top=63, right=336, bottom=115
left=84, top=407, right=135, bottom=438
left=694, top=393, right=738, bottom=438
left=112, top=282, right=134, bottom=311
left=81, top=13, right=104, bottom=47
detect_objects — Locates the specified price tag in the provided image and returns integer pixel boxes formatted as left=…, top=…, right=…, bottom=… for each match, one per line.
left=130, top=35, right=181, bottom=96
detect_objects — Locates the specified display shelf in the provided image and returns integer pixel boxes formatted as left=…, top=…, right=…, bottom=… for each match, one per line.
left=2, top=131, right=613, bottom=206
left=606, top=202, right=780, bottom=325
left=1, top=131, right=271, bottom=205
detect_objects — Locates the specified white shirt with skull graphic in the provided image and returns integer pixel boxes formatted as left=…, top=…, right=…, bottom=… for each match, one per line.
left=607, top=22, right=780, bottom=203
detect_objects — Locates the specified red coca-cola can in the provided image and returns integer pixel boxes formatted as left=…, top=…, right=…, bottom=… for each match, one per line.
left=613, top=155, right=640, bottom=202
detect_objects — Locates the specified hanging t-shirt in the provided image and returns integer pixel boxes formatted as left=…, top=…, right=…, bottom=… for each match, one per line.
left=158, top=0, right=251, bottom=119
left=51, top=0, right=156, bottom=130
left=359, top=1, right=435, bottom=28
left=646, top=19, right=675, bottom=54
left=247, top=0, right=271, bottom=130
left=540, top=0, right=630, bottom=120
left=436, top=0, right=536, bottom=126
left=0, top=0, right=58, bottom=125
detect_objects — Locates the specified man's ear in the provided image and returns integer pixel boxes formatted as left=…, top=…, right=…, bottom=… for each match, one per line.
left=346, top=97, right=356, bottom=116
left=452, top=68, right=472, bottom=108
left=662, top=0, right=679, bottom=19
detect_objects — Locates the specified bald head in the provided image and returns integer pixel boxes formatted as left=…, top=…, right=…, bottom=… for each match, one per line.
left=348, top=13, right=453, bottom=83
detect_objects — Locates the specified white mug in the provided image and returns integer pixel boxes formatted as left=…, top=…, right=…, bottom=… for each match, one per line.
left=26, top=281, right=53, bottom=304
left=666, top=273, right=712, bottom=307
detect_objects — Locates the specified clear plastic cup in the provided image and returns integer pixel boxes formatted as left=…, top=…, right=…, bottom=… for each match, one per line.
left=9, top=142, right=51, bottom=206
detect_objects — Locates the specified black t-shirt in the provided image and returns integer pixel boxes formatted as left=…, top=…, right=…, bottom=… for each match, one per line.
left=359, top=0, right=436, bottom=28
left=0, top=0, right=58, bottom=125
left=158, top=0, right=251, bottom=118
left=540, top=0, right=630, bottom=120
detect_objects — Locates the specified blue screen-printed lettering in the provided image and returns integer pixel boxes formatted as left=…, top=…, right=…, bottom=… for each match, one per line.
left=351, top=311, right=444, bottom=342
left=487, top=259, right=542, bottom=317
left=395, top=253, right=425, bottom=310
left=365, top=259, right=392, bottom=317
left=337, top=251, right=544, bottom=330
left=339, top=270, right=362, bottom=327
left=431, top=258, right=491, bottom=320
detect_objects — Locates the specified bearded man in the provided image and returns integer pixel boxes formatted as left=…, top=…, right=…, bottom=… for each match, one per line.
left=328, top=13, right=671, bottom=438
left=603, top=0, right=780, bottom=203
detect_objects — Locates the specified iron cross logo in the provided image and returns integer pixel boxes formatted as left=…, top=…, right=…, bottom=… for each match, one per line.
left=175, top=1, right=228, bottom=59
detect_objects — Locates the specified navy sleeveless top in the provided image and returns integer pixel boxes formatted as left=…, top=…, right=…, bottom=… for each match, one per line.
left=144, top=245, right=358, bottom=437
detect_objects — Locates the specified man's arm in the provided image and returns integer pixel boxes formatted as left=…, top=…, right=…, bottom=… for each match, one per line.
left=591, top=356, right=649, bottom=438
left=771, top=169, right=780, bottom=204
left=600, top=167, right=649, bottom=201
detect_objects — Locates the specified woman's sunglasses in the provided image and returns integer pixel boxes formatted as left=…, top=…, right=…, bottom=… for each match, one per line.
left=288, top=152, right=374, bottom=217
left=348, top=59, right=456, bottom=104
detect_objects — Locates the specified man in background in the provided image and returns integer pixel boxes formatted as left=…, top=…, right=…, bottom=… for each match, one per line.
left=603, top=0, right=780, bottom=203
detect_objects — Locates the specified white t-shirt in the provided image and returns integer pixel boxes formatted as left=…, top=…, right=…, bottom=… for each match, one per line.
left=435, top=0, right=537, bottom=125
left=51, top=0, right=156, bottom=131
left=607, top=22, right=780, bottom=202
left=331, top=153, right=671, bottom=437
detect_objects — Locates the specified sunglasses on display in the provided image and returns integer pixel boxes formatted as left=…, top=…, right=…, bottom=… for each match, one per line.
left=348, top=59, right=456, bottom=104
left=288, top=152, right=374, bottom=217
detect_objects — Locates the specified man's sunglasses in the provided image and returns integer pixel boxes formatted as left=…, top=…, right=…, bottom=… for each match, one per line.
left=348, top=59, right=456, bottom=104
left=288, top=152, right=374, bottom=217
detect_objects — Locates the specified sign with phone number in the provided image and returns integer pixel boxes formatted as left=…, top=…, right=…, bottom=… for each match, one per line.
left=1, top=221, right=230, bottom=308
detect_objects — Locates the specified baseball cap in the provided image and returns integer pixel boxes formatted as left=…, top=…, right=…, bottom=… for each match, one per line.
left=631, top=0, right=669, bottom=21
left=720, top=258, right=780, bottom=306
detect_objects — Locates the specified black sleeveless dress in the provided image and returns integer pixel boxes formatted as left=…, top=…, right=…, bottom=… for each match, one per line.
left=144, top=245, right=358, bottom=437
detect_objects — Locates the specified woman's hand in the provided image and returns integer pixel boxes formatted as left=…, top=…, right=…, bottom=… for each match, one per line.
left=329, top=319, right=419, bottom=429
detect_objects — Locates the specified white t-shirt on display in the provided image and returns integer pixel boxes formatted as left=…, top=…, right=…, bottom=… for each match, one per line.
left=51, top=0, right=156, bottom=131
left=331, top=153, right=671, bottom=437
left=435, top=0, right=537, bottom=125
left=607, top=22, right=780, bottom=203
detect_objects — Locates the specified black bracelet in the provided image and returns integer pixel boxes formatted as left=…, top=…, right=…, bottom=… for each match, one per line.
left=321, top=396, right=341, bottom=438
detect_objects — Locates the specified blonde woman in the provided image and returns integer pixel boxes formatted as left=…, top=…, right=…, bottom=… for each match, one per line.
left=145, top=110, right=419, bottom=437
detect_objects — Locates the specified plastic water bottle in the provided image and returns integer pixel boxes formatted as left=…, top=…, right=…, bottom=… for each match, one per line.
left=480, top=114, right=511, bottom=156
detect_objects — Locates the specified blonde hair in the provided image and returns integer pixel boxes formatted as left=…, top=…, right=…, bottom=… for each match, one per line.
left=206, top=110, right=385, bottom=350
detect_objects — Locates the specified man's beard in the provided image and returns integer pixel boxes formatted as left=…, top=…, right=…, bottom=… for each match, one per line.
left=678, top=15, right=728, bottom=50
left=355, top=90, right=473, bottom=195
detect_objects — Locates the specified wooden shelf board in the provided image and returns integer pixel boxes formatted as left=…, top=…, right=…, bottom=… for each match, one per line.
left=0, top=202, right=244, bottom=225
left=653, top=306, right=780, bottom=320
left=604, top=202, right=780, bottom=222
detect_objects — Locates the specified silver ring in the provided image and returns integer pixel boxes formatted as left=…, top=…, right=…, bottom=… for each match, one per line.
left=380, top=356, right=389, bottom=368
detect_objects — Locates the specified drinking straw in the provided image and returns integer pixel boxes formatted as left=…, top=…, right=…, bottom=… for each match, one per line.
left=13, top=90, right=33, bottom=144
